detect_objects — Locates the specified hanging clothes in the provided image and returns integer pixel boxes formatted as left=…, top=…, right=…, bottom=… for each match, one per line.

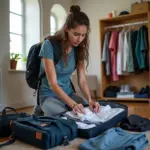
left=143, top=26, right=149, bottom=70
left=117, top=30, right=125, bottom=75
left=102, top=24, right=149, bottom=78
left=101, top=31, right=111, bottom=76
left=127, top=31, right=134, bottom=72
left=135, top=25, right=148, bottom=70
left=131, top=30, right=139, bottom=72
left=109, top=31, right=119, bottom=81
left=122, top=31, right=129, bottom=73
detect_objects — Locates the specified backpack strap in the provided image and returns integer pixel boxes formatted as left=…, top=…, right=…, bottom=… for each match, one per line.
left=0, top=135, right=16, bottom=148
left=50, top=39, right=62, bottom=65
left=38, top=39, right=62, bottom=79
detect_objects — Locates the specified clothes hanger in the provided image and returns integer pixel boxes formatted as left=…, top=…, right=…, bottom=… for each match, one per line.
left=127, top=25, right=132, bottom=32
left=122, top=24, right=128, bottom=32
left=131, top=24, right=135, bottom=31
left=104, top=27, right=112, bottom=34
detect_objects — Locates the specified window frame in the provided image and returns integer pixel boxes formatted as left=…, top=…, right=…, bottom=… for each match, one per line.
left=50, top=12, right=58, bottom=35
left=9, top=0, right=25, bottom=56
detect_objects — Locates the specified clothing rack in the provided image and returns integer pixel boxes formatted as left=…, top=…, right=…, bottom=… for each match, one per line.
left=100, top=12, right=150, bottom=101
left=105, top=20, right=148, bottom=29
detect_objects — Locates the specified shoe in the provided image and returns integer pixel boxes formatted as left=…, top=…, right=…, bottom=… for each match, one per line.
left=138, top=87, right=145, bottom=94
left=143, top=85, right=150, bottom=97
left=143, top=85, right=149, bottom=93
left=120, top=85, right=125, bottom=93
left=33, top=105, right=44, bottom=116
left=124, top=84, right=131, bottom=92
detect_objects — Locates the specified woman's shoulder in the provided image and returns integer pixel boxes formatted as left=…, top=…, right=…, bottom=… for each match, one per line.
left=43, top=39, right=51, bottom=45
left=43, top=38, right=60, bottom=46
left=42, top=39, right=53, bottom=49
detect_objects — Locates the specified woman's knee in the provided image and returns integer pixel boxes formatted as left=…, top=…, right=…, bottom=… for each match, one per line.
left=71, top=93, right=88, bottom=105
left=41, top=97, right=67, bottom=116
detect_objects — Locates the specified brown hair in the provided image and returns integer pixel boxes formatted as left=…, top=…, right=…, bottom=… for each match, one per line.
left=45, top=5, right=90, bottom=68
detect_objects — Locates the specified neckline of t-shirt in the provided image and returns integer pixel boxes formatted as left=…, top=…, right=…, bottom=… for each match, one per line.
left=68, top=47, right=74, bottom=55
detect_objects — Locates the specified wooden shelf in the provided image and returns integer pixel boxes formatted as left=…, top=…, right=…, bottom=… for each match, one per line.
left=101, top=97, right=150, bottom=101
left=100, top=12, right=148, bottom=23
left=99, top=12, right=150, bottom=101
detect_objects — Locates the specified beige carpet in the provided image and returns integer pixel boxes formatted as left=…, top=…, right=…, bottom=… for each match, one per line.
left=1, top=131, right=150, bottom=150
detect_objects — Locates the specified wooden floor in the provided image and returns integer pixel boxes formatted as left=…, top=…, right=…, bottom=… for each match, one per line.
left=0, top=101, right=150, bottom=143
left=118, top=101, right=150, bottom=118
left=2, top=101, right=150, bottom=117
left=3, top=101, right=149, bottom=118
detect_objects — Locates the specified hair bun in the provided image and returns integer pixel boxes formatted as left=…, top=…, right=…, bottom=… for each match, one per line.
left=70, top=5, right=81, bottom=13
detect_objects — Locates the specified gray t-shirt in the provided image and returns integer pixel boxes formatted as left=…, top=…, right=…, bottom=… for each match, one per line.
left=102, top=31, right=111, bottom=76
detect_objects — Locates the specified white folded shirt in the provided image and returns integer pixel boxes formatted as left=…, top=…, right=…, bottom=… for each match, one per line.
left=65, top=105, right=124, bottom=124
left=60, top=116, right=96, bottom=129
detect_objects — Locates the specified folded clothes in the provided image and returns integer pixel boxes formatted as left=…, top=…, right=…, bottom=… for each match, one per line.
left=120, top=114, right=150, bottom=132
left=79, top=127, right=148, bottom=150
left=64, top=105, right=124, bottom=124
left=134, top=93, right=148, bottom=98
left=61, top=116, right=96, bottom=129
left=117, top=92, right=134, bottom=98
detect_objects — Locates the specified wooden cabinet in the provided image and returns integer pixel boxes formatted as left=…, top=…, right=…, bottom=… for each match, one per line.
left=99, top=12, right=150, bottom=101
left=131, top=2, right=150, bottom=14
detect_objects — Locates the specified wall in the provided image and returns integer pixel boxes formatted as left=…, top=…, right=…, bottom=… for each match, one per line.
left=0, top=0, right=147, bottom=108
left=51, top=4, right=67, bottom=30
left=0, top=0, right=72, bottom=108
left=41, top=0, right=72, bottom=38
left=72, top=0, right=148, bottom=97
left=25, top=0, right=41, bottom=55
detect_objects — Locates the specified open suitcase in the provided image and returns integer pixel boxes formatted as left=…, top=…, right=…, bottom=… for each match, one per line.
left=63, top=100, right=128, bottom=139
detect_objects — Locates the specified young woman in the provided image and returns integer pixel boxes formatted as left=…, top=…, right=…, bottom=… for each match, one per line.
left=34, top=5, right=100, bottom=116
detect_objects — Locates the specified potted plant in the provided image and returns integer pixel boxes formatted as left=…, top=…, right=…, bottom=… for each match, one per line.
left=22, top=56, right=27, bottom=64
left=21, top=56, right=27, bottom=70
left=10, top=53, right=21, bottom=70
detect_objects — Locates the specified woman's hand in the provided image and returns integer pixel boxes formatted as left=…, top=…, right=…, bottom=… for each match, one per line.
left=89, top=101, right=100, bottom=113
left=72, top=103, right=85, bottom=114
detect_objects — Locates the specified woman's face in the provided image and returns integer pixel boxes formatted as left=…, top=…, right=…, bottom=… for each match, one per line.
left=66, top=25, right=88, bottom=47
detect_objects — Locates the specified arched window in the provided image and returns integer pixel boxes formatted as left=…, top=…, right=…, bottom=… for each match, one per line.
left=50, top=4, right=67, bottom=35
left=9, top=0, right=24, bottom=55
left=50, top=14, right=57, bottom=35
left=9, top=0, right=41, bottom=70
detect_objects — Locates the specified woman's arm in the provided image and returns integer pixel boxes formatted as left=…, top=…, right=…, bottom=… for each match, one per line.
left=77, top=62, right=92, bottom=102
left=77, top=62, right=100, bottom=112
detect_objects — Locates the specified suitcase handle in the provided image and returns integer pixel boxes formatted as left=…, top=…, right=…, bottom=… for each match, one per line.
left=35, top=116, right=76, bottom=140
left=35, top=117, right=67, bottom=136
left=2, top=107, right=18, bottom=116
left=34, top=116, right=59, bottom=121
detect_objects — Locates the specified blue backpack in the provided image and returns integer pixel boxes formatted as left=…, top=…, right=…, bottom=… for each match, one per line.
left=26, top=39, right=76, bottom=104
